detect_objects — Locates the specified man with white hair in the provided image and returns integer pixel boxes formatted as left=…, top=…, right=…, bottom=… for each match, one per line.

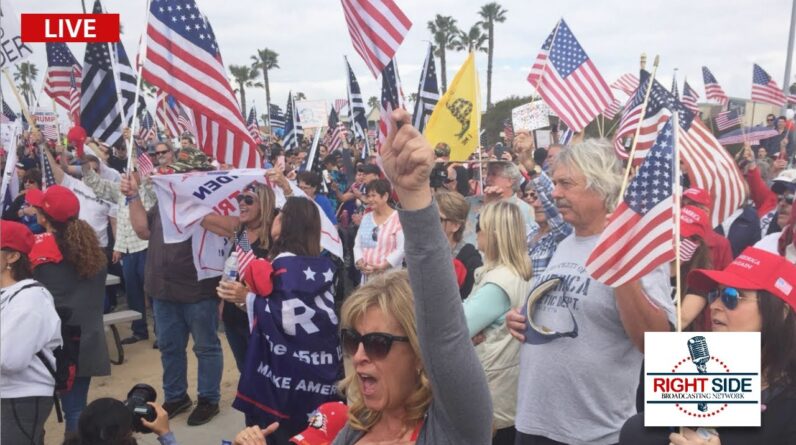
left=507, top=139, right=674, bottom=445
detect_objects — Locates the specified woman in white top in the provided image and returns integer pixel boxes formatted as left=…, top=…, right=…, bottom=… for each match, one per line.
left=1, top=220, right=62, bottom=445
left=354, top=179, right=405, bottom=283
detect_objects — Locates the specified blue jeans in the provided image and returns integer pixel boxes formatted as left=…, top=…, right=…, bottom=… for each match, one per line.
left=60, top=376, right=91, bottom=432
left=152, top=298, right=223, bottom=403
left=122, top=250, right=148, bottom=338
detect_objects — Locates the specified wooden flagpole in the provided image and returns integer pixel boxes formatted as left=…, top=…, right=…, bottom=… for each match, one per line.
left=2, top=69, right=38, bottom=134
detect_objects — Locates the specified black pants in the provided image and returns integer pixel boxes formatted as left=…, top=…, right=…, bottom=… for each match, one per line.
left=515, top=431, right=618, bottom=445
left=1, top=396, right=54, bottom=445
left=493, top=426, right=516, bottom=445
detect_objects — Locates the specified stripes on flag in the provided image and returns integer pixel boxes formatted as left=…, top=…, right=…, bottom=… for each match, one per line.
left=269, top=104, right=285, bottom=130
left=340, top=0, right=412, bottom=78
left=611, top=73, right=639, bottom=96
left=115, top=41, right=147, bottom=126
left=345, top=57, right=371, bottom=158
left=752, top=64, right=787, bottom=107
left=681, top=80, right=700, bottom=114
left=43, top=43, right=82, bottom=111
left=602, top=98, right=624, bottom=120
left=68, top=67, right=81, bottom=123
left=326, top=107, right=346, bottom=152
left=503, top=118, right=514, bottom=141
left=586, top=119, right=676, bottom=286
left=527, top=19, right=614, bottom=132
left=142, top=0, right=260, bottom=168
left=138, top=110, right=157, bottom=141
left=156, top=89, right=185, bottom=138
left=136, top=144, right=155, bottom=177
left=714, top=109, right=741, bottom=132
left=411, top=43, right=440, bottom=134
left=247, top=106, right=262, bottom=145
left=379, top=60, right=404, bottom=149
left=2, top=99, right=16, bottom=122
left=702, top=66, right=729, bottom=105
left=680, top=237, right=699, bottom=262
left=41, top=149, right=57, bottom=189
left=282, top=92, right=301, bottom=149
left=788, top=93, right=796, bottom=104
left=333, top=99, right=348, bottom=113
left=236, top=230, right=255, bottom=276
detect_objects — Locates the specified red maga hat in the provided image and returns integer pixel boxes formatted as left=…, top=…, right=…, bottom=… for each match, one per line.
left=0, top=220, right=35, bottom=254
left=683, top=187, right=711, bottom=209
left=289, top=402, right=348, bottom=445
left=26, top=185, right=80, bottom=223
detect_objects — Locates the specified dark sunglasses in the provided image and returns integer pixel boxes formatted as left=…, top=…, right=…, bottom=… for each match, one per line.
left=340, top=329, right=409, bottom=359
left=371, top=226, right=379, bottom=242
left=155, top=150, right=170, bottom=156
left=708, top=287, right=756, bottom=310
left=778, top=193, right=795, bottom=205
left=235, top=194, right=256, bottom=205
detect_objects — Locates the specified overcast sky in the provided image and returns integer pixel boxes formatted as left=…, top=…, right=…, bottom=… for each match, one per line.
left=8, top=0, right=796, bottom=119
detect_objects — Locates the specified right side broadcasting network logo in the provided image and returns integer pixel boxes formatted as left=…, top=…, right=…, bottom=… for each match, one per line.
left=644, top=332, right=761, bottom=427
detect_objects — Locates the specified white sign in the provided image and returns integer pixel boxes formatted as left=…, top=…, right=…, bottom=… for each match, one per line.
left=0, top=116, right=19, bottom=150
left=0, top=0, right=34, bottom=69
left=644, top=332, right=761, bottom=427
left=512, top=100, right=553, bottom=132
left=295, top=100, right=328, bottom=129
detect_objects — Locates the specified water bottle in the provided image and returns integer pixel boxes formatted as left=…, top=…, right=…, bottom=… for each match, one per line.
left=223, top=251, right=239, bottom=282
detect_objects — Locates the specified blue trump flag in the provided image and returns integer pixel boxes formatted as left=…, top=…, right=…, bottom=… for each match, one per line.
left=233, top=255, right=342, bottom=434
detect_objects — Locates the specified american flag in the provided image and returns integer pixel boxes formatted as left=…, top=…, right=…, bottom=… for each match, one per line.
left=41, top=149, right=57, bottom=189
left=115, top=41, right=147, bottom=126
left=138, top=110, right=157, bottom=141
left=752, top=64, right=787, bottom=107
left=680, top=237, right=699, bottom=262
left=559, top=127, right=573, bottom=145
left=379, top=59, right=404, bottom=148
left=614, top=70, right=693, bottom=163
left=176, top=104, right=194, bottom=136
left=603, top=98, right=624, bottom=119
left=345, top=57, right=371, bottom=158
left=611, top=73, right=639, bottom=96
left=236, top=230, right=255, bottom=277
left=142, top=0, right=259, bottom=168
left=681, top=80, right=700, bottom=114
left=333, top=99, right=348, bottom=113
left=586, top=119, right=676, bottom=286
left=503, top=118, right=514, bottom=142
left=68, top=67, right=81, bottom=123
left=340, top=0, right=412, bottom=78
left=246, top=106, right=262, bottom=145
left=43, top=43, right=82, bottom=111
left=2, top=99, right=17, bottom=121
left=326, top=107, right=346, bottom=152
left=527, top=19, right=613, bottom=132
left=411, top=43, right=439, bottom=134
left=156, top=89, right=183, bottom=138
left=35, top=114, right=59, bottom=141
left=136, top=144, right=155, bottom=177
left=269, top=104, right=285, bottom=130
left=789, top=93, right=796, bottom=104
left=702, top=66, right=729, bottom=105
left=714, top=109, right=741, bottom=132
left=282, top=92, right=300, bottom=149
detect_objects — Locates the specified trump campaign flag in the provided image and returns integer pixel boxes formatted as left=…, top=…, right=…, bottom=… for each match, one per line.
left=150, top=170, right=342, bottom=280
left=424, top=52, right=480, bottom=162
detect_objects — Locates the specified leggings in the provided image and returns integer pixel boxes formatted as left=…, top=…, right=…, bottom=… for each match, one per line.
left=1, top=396, right=54, bottom=445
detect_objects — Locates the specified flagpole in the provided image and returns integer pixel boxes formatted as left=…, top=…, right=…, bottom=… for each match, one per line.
left=126, top=0, right=153, bottom=173
left=306, top=126, right=323, bottom=172
left=618, top=54, right=660, bottom=200
left=1, top=69, right=38, bottom=133
left=673, top=111, right=682, bottom=334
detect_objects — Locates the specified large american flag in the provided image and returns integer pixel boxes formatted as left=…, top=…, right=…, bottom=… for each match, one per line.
left=345, top=57, right=371, bottom=158
left=411, top=43, right=439, bottom=133
left=611, top=73, right=639, bottom=96
left=269, top=104, right=285, bottom=130
left=142, top=0, right=259, bottom=167
left=138, top=110, right=157, bottom=141
left=714, top=109, right=741, bottom=132
left=701, top=66, right=729, bottom=105
left=379, top=59, right=404, bottom=149
left=586, top=119, right=675, bottom=286
left=326, top=107, right=346, bottom=152
left=156, top=89, right=185, bottom=138
left=43, top=43, right=82, bottom=111
left=68, top=67, right=81, bottom=124
left=236, top=229, right=255, bottom=277
left=246, top=106, right=262, bottom=145
left=752, top=63, right=787, bottom=107
left=681, top=79, right=700, bottom=115
left=136, top=144, right=155, bottom=177
left=527, top=19, right=613, bottom=132
left=282, top=92, right=300, bottom=149
left=340, top=0, right=412, bottom=78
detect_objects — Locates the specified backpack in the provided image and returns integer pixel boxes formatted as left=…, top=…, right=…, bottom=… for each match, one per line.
left=6, top=282, right=81, bottom=423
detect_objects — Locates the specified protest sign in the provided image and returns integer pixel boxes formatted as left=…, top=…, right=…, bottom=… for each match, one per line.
left=512, top=100, right=553, bottom=132
left=0, top=0, right=34, bottom=69
left=295, top=100, right=328, bottom=129
left=33, top=111, right=59, bottom=139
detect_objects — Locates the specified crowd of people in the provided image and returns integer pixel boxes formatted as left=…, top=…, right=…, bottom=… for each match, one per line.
left=1, top=106, right=795, bottom=445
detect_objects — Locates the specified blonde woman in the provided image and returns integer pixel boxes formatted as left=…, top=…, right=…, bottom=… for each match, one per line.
left=464, top=200, right=533, bottom=445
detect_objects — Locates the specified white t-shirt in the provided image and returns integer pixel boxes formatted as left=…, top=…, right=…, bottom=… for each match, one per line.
left=61, top=174, right=113, bottom=247
left=756, top=232, right=796, bottom=263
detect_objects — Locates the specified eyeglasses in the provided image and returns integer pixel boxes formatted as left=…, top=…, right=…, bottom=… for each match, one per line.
left=340, top=329, right=410, bottom=359
left=235, top=194, right=256, bottom=205
left=155, top=150, right=170, bottom=156
left=708, top=287, right=757, bottom=310
left=778, top=193, right=794, bottom=205
left=371, top=226, right=379, bottom=242
left=525, top=191, right=538, bottom=201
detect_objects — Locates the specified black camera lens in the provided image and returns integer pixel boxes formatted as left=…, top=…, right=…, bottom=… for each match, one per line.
left=124, top=384, right=157, bottom=433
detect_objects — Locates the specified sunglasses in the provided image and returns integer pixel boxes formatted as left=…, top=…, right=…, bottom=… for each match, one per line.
left=371, top=226, right=379, bottom=242
left=708, top=287, right=757, bottom=310
left=235, top=194, right=256, bottom=205
left=778, top=193, right=795, bottom=205
left=340, top=329, right=409, bottom=359
left=155, top=150, right=170, bottom=156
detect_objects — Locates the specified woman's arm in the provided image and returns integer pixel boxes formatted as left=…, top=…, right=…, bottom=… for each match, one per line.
left=200, top=213, right=240, bottom=238
left=463, top=283, right=511, bottom=338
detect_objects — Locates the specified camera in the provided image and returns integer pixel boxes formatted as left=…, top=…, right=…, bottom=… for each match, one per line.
left=429, top=163, right=449, bottom=189
left=124, top=384, right=157, bottom=433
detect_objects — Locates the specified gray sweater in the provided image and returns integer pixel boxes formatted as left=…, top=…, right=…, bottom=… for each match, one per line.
left=332, top=201, right=493, bottom=445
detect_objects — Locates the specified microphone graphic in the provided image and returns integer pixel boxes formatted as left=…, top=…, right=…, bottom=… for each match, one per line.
left=687, top=336, right=710, bottom=412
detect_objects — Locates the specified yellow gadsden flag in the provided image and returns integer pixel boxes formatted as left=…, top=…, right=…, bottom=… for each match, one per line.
left=424, top=52, right=480, bottom=162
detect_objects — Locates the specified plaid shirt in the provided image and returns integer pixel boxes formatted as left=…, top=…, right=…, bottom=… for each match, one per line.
left=83, top=168, right=156, bottom=254
left=526, top=171, right=572, bottom=276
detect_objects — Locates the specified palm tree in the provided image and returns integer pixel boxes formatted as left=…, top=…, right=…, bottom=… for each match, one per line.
left=250, top=48, right=280, bottom=126
left=367, top=96, right=379, bottom=109
left=478, top=2, right=507, bottom=109
left=141, top=79, right=158, bottom=100
left=295, top=92, right=307, bottom=101
left=229, top=64, right=262, bottom=115
left=427, top=15, right=458, bottom=93
left=453, top=24, right=488, bottom=54
left=408, top=92, right=418, bottom=108
left=13, top=62, right=39, bottom=106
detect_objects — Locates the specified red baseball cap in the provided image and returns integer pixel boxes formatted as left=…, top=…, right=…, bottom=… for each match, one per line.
left=26, top=185, right=80, bottom=223
left=688, top=247, right=796, bottom=311
left=681, top=205, right=709, bottom=239
left=289, top=402, right=348, bottom=445
left=683, top=187, right=711, bottom=209
left=0, top=220, right=35, bottom=254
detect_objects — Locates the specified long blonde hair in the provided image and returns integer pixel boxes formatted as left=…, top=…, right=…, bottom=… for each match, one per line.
left=338, top=271, right=432, bottom=432
left=479, top=201, right=532, bottom=281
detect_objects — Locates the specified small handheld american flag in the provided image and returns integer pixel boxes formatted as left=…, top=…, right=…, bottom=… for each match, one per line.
left=236, top=230, right=255, bottom=277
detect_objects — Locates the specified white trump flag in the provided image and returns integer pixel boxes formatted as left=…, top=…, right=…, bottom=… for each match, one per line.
left=151, top=169, right=342, bottom=280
